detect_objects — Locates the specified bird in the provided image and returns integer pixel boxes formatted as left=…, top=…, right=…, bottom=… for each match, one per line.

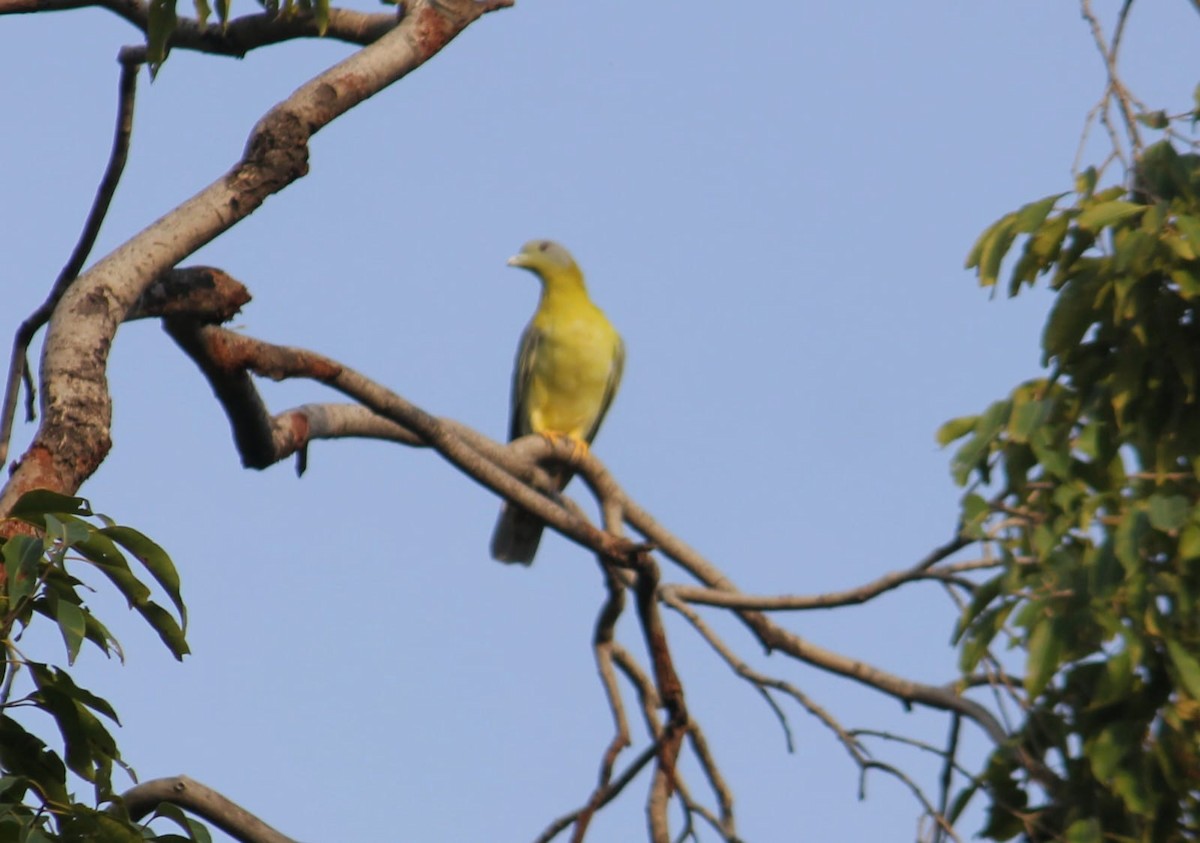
left=490, top=240, right=625, bottom=565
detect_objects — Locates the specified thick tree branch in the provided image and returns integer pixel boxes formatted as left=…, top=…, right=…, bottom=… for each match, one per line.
left=0, top=0, right=511, bottom=517
left=122, top=775, right=299, bottom=843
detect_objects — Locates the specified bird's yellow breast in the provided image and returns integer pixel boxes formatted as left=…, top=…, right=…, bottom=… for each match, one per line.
left=526, top=305, right=620, bottom=440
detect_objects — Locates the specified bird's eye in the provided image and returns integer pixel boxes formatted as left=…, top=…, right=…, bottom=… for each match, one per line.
left=537, top=242, right=550, bottom=252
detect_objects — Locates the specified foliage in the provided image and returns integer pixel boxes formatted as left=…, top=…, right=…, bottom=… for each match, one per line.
left=943, top=139, right=1200, bottom=841
left=0, top=490, right=200, bottom=841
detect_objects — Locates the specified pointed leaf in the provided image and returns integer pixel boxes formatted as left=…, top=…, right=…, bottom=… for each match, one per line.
left=1015, top=193, right=1066, bottom=233
left=1024, top=616, right=1062, bottom=698
left=4, top=535, right=43, bottom=609
left=1166, top=638, right=1200, bottom=700
left=1147, top=494, right=1190, bottom=533
left=1064, top=818, right=1102, bottom=843
left=102, top=526, right=186, bottom=628
left=8, top=490, right=92, bottom=521
left=137, top=601, right=189, bottom=660
left=74, top=534, right=151, bottom=608
left=936, top=415, right=978, bottom=447
left=52, top=599, right=86, bottom=666
left=1077, top=200, right=1146, bottom=231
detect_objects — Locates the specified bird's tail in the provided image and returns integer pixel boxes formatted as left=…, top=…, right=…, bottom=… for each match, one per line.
left=490, top=503, right=544, bottom=565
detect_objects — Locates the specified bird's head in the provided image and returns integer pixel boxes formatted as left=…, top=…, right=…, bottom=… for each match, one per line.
left=507, top=240, right=581, bottom=279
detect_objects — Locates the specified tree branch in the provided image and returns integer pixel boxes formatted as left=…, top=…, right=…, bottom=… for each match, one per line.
left=122, top=775, right=300, bottom=843
left=0, top=0, right=400, bottom=56
left=662, top=536, right=974, bottom=612
left=0, top=51, right=139, bottom=470
left=0, top=0, right=512, bottom=517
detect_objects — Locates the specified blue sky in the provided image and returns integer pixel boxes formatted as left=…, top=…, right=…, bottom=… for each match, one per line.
left=3, top=1, right=1198, bottom=840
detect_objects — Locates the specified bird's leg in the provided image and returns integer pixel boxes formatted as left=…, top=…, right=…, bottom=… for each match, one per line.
left=539, top=431, right=589, bottom=467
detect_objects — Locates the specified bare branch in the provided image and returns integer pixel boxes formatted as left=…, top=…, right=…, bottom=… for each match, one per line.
left=663, top=591, right=863, bottom=763
left=621, top=496, right=1009, bottom=743
left=569, top=569, right=632, bottom=843
left=935, top=715, right=960, bottom=843
left=0, top=0, right=511, bottom=517
left=684, top=724, right=736, bottom=840
left=0, top=0, right=402, bottom=56
left=1077, top=0, right=1149, bottom=173
left=533, top=744, right=660, bottom=843
left=664, top=536, right=974, bottom=612
left=122, top=775, right=300, bottom=843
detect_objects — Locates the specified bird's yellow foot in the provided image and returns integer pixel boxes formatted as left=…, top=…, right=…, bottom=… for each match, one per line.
left=540, top=432, right=589, bottom=465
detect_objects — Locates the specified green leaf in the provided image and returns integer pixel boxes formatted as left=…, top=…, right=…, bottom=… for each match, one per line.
left=1110, top=766, right=1156, bottom=817
left=30, top=665, right=120, bottom=787
left=1024, top=615, right=1062, bottom=698
left=959, top=492, right=990, bottom=539
left=30, top=664, right=119, bottom=723
left=150, top=803, right=213, bottom=843
left=1042, top=273, right=1097, bottom=363
left=1147, top=494, right=1191, bottom=533
left=51, top=599, right=86, bottom=666
left=42, top=513, right=92, bottom=550
left=101, top=526, right=186, bottom=629
left=193, top=0, right=210, bottom=25
left=936, top=414, right=978, bottom=447
left=1114, top=509, right=1148, bottom=575
left=8, top=490, right=92, bottom=521
left=0, top=717, right=69, bottom=807
left=1030, top=425, right=1070, bottom=480
left=1089, top=646, right=1133, bottom=709
left=1087, top=720, right=1135, bottom=781
left=953, top=573, right=1004, bottom=644
left=137, top=602, right=190, bottom=660
left=314, top=0, right=328, bottom=34
left=1171, top=266, right=1200, bottom=299
left=1179, top=522, right=1200, bottom=560
left=1136, top=110, right=1169, bottom=131
left=1015, top=194, right=1066, bottom=233
left=979, top=214, right=1018, bottom=288
left=1064, top=818, right=1102, bottom=843
left=1076, top=167, right=1098, bottom=199
left=3, top=535, right=43, bottom=609
left=74, top=534, right=151, bottom=608
left=1077, top=200, right=1146, bottom=232
left=1006, top=397, right=1047, bottom=445
left=1165, top=638, right=1200, bottom=700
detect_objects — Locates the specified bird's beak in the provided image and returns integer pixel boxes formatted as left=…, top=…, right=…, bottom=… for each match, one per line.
left=507, top=254, right=530, bottom=268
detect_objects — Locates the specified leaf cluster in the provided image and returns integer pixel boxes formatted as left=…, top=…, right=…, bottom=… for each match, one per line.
left=945, top=141, right=1200, bottom=841
left=0, top=491, right=199, bottom=842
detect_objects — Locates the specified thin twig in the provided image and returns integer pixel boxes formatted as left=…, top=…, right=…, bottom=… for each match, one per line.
left=0, top=53, right=139, bottom=468
left=662, top=592, right=864, bottom=763
left=934, top=715, right=960, bottom=843
left=663, top=541, right=978, bottom=612
left=685, top=724, right=736, bottom=839
left=570, top=567, right=631, bottom=843
left=532, top=744, right=660, bottom=843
